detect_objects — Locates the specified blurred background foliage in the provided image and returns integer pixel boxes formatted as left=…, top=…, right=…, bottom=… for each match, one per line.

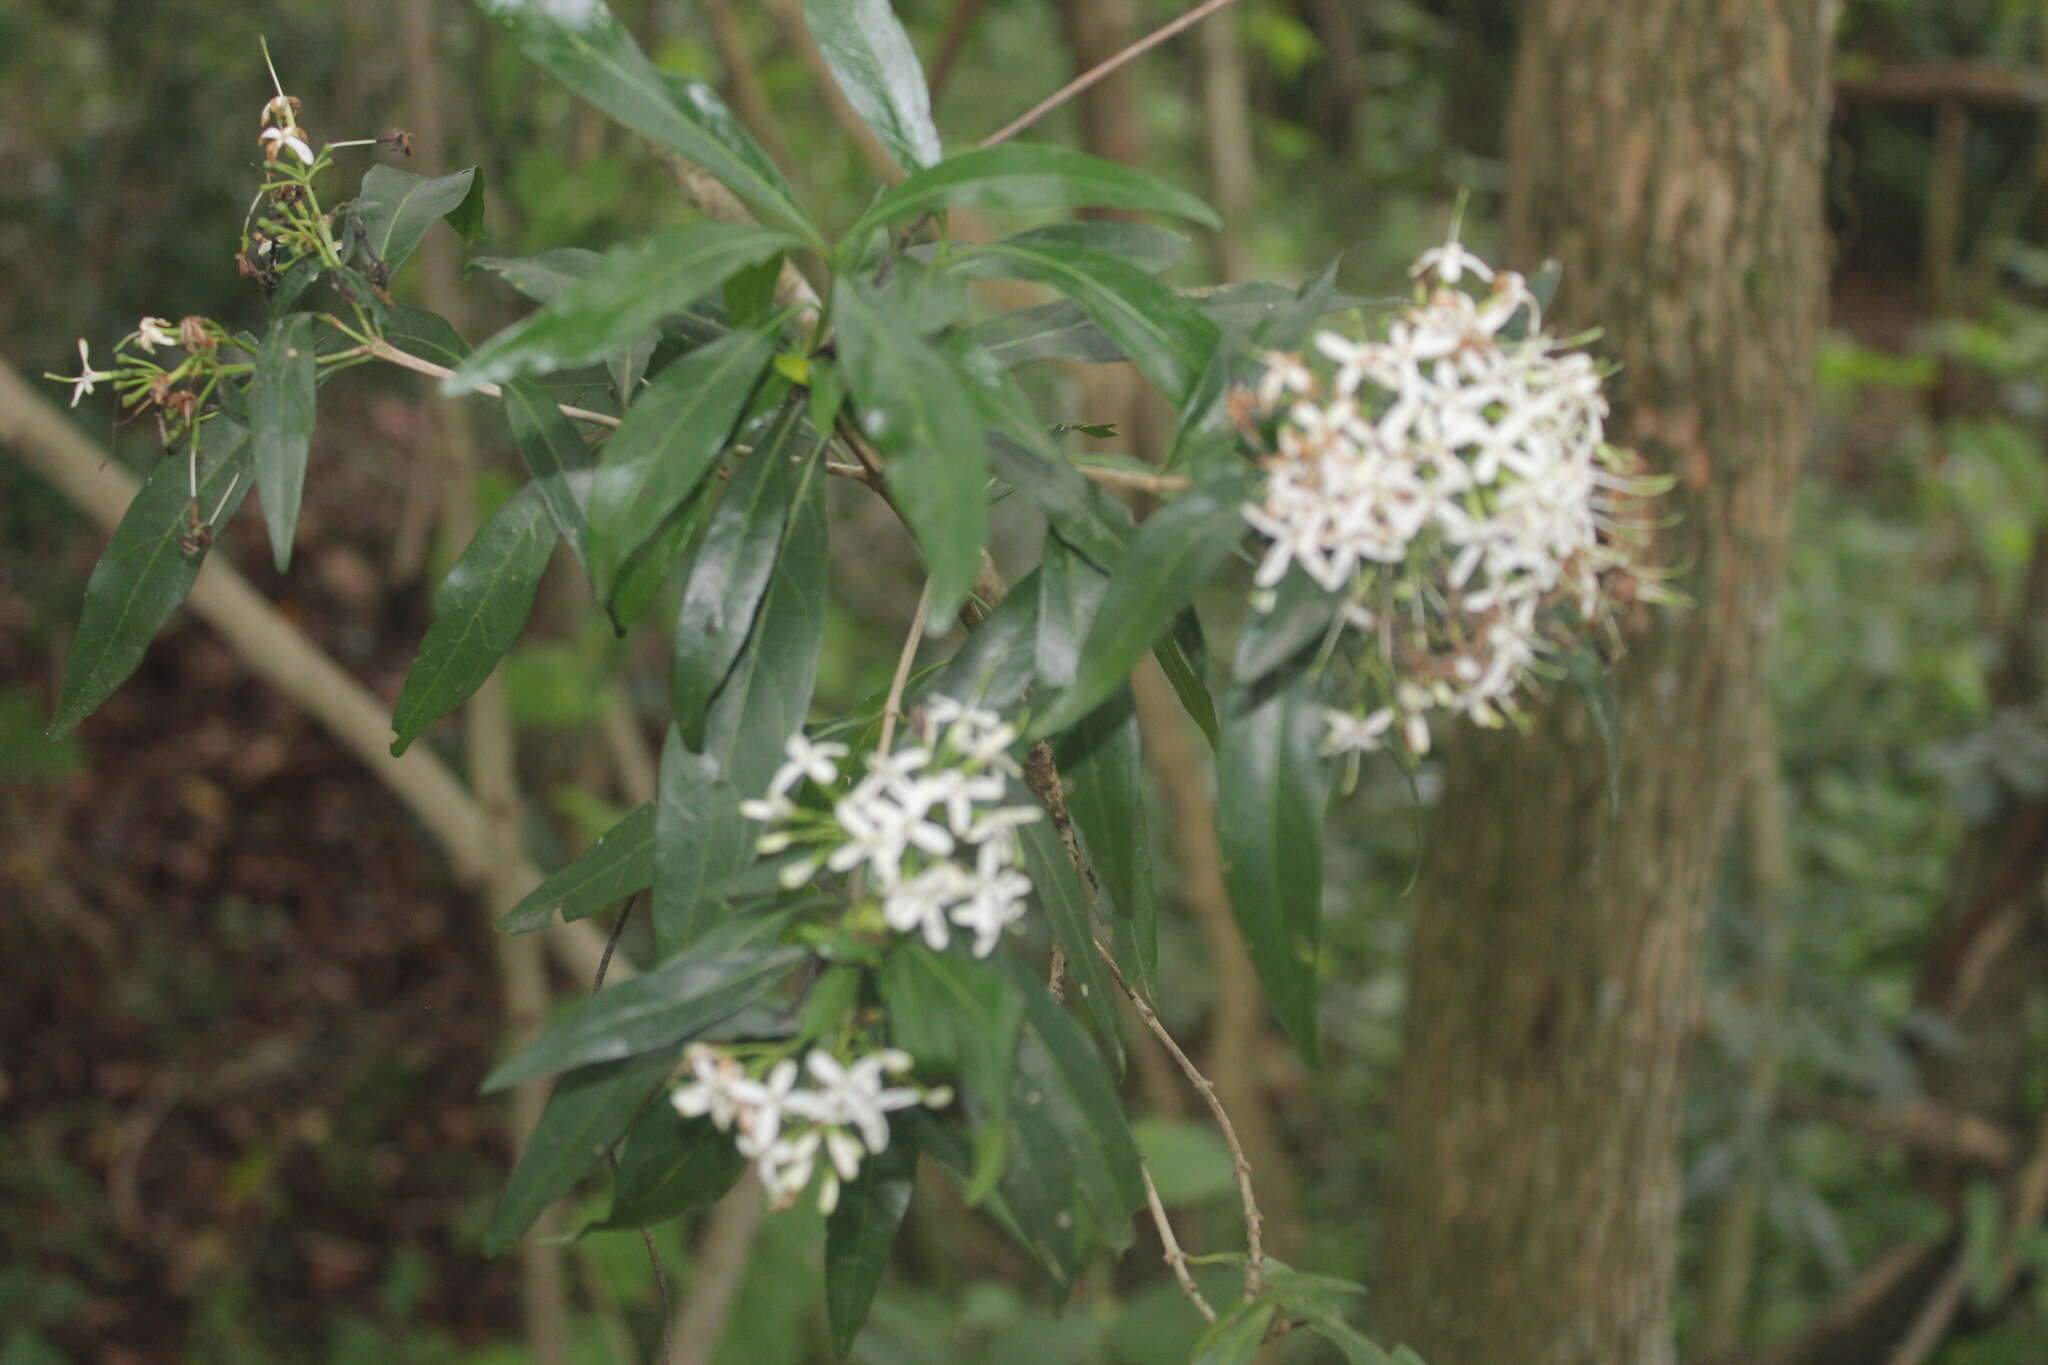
left=4, top=0, right=2048, bottom=1361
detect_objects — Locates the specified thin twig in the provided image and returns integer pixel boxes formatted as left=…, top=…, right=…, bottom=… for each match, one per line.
left=928, top=0, right=983, bottom=100
left=1143, top=1164, right=1218, bottom=1322
left=877, top=581, right=934, bottom=758
left=979, top=0, right=1249, bottom=148
left=1073, top=463, right=1192, bottom=493
left=364, top=338, right=621, bottom=428
left=1097, top=943, right=1266, bottom=1298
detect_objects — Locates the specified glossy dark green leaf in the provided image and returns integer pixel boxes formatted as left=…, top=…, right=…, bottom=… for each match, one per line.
left=1015, top=820, right=1121, bottom=1070
left=1190, top=1300, right=1277, bottom=1365
left=607, top=483, right=709, bottom=631
left=382, top=305, right=472, bottom=368
left=880, top=946, right=1022, bottom=1119
left=1154, top=621, right=1219, bottom=747
left=1216, top=670, right=1326, bottom=1061
left=586, top=328, right=777, bottom=603
left=484, top=1050, right=671, bottom=1252
left=921, top=568, right=1040, bottom=712
left=965, top=241, right=1219, bottom=406
left=475, top=0, right=814, bottom=237
left=390, top=484, right=557, bottom=755
left=352, top=164, right=481, bottom=275
left=1034, top=539, right=1108, bottom=690
left=1055, top=690, right=1156, bottom=993
left=1030, top=480, right=1250, bottom=739
left=1233, top=565, right=1339, bottom=686
left=657, top=465, right=828, bottom=956
left=500, top=379, right=593, bottom=572
left=966, top=298, right=1123, bottom=369
left=471, top=248, right=602, bottom=303
left=802, top=0, right=941, bottom=172
left=483, top=945, right=804, bottom=1090
left=251, top=313, right=318, bottom=572
left=847, top=144, right=1218, bottom=243
left=1008, top=958, right=1144, bottom=1251
left=670, top=403, right=805, bottom=743
left=833, top=278, right=985, bottom=626
left=497, top=802, right=654, bottom=933
left=986, top=221, right=1188, bottom=274
left=50, top=424, right=254, bottom=736
left=824, top=1140, right=914, bottom=1357
left=448, top=223, right=797, bottom=392
left=600, top=1109, right=748, bottom=1229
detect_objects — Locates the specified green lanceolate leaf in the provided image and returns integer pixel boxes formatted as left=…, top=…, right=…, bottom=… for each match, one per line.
left=484, top=1049, right=671, bottom=1252
left=251, top=313, right=318, bottom=572
left=824, top=1139, right=915, bottom=1357
left=1055, top=689, right=1157, bottom=993
left=497, top=802, right=654, bottom=933
left=475, top=0, right=814, bottom=238
left=658, top=465, right=829, bottom=957
left=670, top=402, right=805, bottom=744
left=51, top=423, right=255, bottom=737
left=1155, top=619, right=1219, bottom=747
left=921, top=567, right=1040, bottom=712
left=1006, top=958, right=1144, bottom=1253
left=880, top=946, right=1023, bottom=1123
left=966, top=241, right=1219, bottom=407
left=802, top=0, right=941, bottom=173
left=472, top=247, right=602, bottom=303
left=484, top=945, right=805, bottom=1090
left=1190, top=1300, right=1278, bottom=1365
left=448, top=223, right=797, bottom=392
left=847, top=144, right=1218, bottom=244
left=500, top=379, right=593, bottom=572
left=586, top=327, right=777, bottom=603
left=390, top=484, right=557, bottom=755
left=351, top=164, right=482, bottom=276
left=1030, top=480, right=1250, bottom=739
left=1216, top=668, right=1326, bottom=1061
left=833, top=278, right=986, bottom=626
left=980, top=221, right=1189, bottom=274
left=600, top=1108, right=748, bottom=1229
left=1015, top=820, right=1122, bottom=1069
left=383, top=305, right=472, bottom=369
left=1034, top=539, right=1108, bottom=690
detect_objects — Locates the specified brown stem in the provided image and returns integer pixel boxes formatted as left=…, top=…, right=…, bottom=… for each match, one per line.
left=1143, top=1164, right=1218, bottom=1322
left=877, top=581, right=933, bottom=758
left=928, top=0, right=983, bottom=100
left=980, top=0, right=1249, bottom=149
left=364, top=338, right=620, bottom=428
left=701, top=0, right=801, bottom=181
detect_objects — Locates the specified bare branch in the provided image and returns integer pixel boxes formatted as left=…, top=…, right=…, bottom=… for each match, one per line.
left=363, top=338, right=621, bottom=428
left=1143, top=1164, right=1218, bottom=1322
left=877, top=581, right=933, bottom=758
left=980, top=0, right=1249, bottom=149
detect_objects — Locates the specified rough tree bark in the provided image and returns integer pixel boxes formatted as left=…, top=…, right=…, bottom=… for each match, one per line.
left=1379, top=4, right=1837, bottom=1363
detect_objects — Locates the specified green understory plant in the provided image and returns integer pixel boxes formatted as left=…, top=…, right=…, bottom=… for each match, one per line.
left=46, top=2, right=1664, bottom=1358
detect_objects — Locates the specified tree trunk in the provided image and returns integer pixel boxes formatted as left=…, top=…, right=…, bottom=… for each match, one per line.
left=1379, top=4, right=1837, bottom=1363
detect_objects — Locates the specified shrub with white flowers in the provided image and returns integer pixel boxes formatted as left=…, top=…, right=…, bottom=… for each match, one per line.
left=48, top=11, right=1671, bottom=1354
left=1240, top=229, right=1666, bottom=758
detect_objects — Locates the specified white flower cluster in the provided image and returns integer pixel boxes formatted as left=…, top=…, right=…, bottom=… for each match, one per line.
left=740, top=698, right=1042, bottom=957
left=670, top=1043, right=950, bottom=1213
left=1242, top=229, right=1656, bottom=757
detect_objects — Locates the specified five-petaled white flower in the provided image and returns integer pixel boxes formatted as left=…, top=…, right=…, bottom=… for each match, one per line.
left=260, top=124, right=314, bottom=165
left=769, top=735, right=849, bottom=798
left=57, top=340, right=115, bottom=408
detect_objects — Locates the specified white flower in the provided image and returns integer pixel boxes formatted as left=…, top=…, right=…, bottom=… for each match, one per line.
left=1323, top=708, right=1394, bottom=756
left=769, top=735, right=848, bottom=798
left=726, top=1058, right=812, bottom=1157
left=882, top=861, right=974, bottom=950
left=133, top=317, right=177, bottom=354
left=804, top=1049, right=925, bottom=1152
left=56, top=340, right=115, bottom=408
left=669, top=1044, right=746, bottom=1130
left=1410, top=227, right=1494, bottom=285
left=259, top=124, right=314, bottom=165
left=963, top=805, right=1041, bottom=861
left=949, top=864, right=1033, bottom=957
left=740, top=794, right=795, bottom=824
left=758, top=1129, right=824, bottom=1210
